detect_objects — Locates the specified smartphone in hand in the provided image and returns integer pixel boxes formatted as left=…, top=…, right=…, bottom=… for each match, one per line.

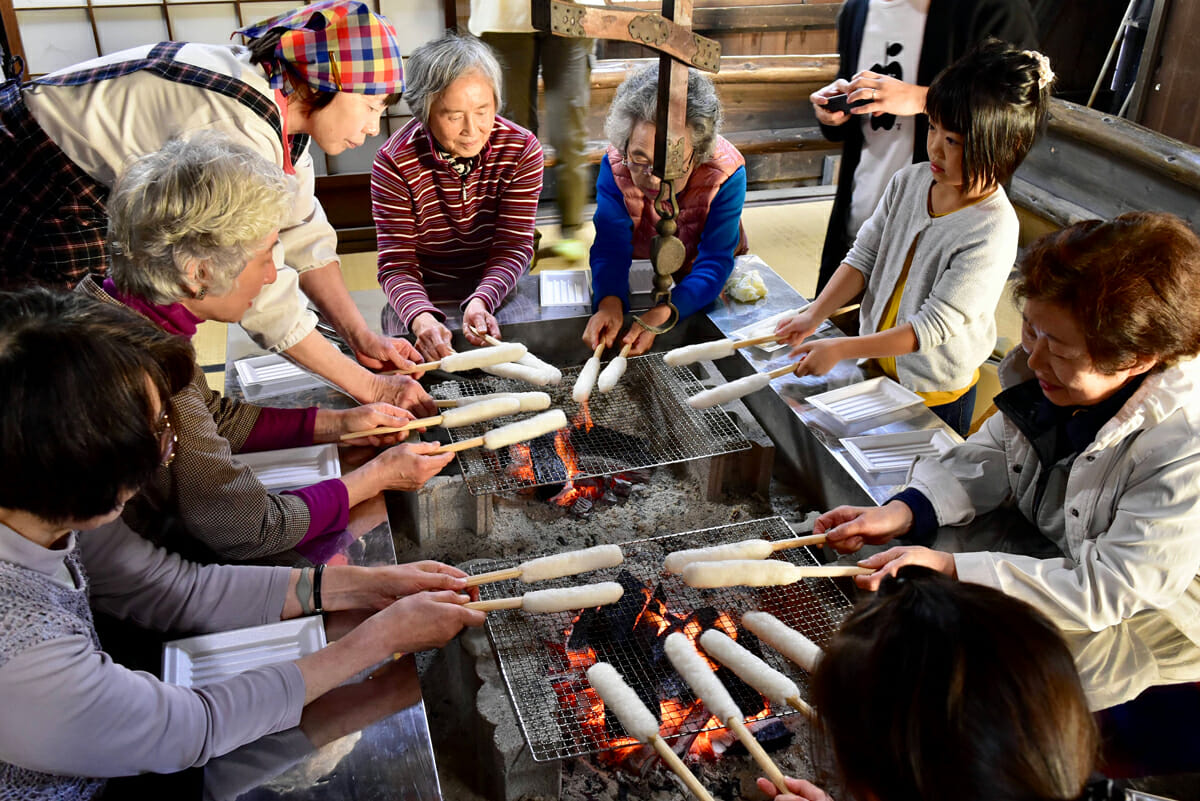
left=822, top=93, right=872, bottom=114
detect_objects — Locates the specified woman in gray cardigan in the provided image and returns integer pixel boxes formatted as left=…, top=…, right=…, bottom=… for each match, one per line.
left=0, top=289, right=484, bottom=800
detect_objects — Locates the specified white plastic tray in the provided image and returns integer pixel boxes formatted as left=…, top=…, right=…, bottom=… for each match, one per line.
left=727, top=303, right=826, bottom=354
left=806, top=376, right=925, bottom=424
left=840, top=429, right=957, bottom=473
left=234, top=354, right=326, bottom=401
left=162, top=617, right=326, bottom=687
left=539, top=269, right=591, bottom=307
left=236, top=444, right=341, bottom=491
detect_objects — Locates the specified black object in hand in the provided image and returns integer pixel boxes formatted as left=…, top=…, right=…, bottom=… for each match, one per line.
left=823, top=93, right=872, bottom=114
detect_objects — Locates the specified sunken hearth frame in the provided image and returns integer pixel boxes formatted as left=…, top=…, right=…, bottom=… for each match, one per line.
left=431, top=354, right=751, bottom=496
left=473, top=517, right=853, bottom=762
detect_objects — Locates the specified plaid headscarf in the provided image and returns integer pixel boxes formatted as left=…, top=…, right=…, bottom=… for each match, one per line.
left=235, top=0, right=403, bottom=96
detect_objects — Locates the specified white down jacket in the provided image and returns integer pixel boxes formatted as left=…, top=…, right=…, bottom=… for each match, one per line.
left=908, top=349, right=1200, bottom=709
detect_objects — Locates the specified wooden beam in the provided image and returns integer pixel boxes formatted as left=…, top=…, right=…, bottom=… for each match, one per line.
left=590, top=54, right=837, bottom=88
left=691, top=3, right=840, bottom=33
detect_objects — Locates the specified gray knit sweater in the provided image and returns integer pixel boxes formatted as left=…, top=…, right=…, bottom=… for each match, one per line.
left=0, top=520, right=303, bottom=800
left=844, top=162, right=1019, bottom=394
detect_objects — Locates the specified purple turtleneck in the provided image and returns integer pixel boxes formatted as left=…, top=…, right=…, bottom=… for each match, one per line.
left=102, top=279, right=349, bottom=553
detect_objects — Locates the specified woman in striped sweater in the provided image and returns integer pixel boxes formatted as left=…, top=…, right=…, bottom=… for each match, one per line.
left=372, top=33, right=544, bottom=363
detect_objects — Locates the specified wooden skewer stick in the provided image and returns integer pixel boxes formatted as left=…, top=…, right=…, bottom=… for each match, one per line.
left=433, top=436, right=486, bottom=454
left=382, top=359, right=443, bottom=376
left=769, top=533, right=827, bottom=552
left=651, top=737, right=715, bottom=801
left=616, top=342, right=633, bottom=358
left=726, top=717, right=789, bottom=792
left=787, top=696, right=816, bottom=718
left=339, top=416, right=433, bottom=441
left=464, top=596, right=524, bottom=612
left=767, top=363, right=798, bottom=379
left=464, top=567, right=523, bottom=586
left=593, top=342, right=605, bottom=359
left=731, top=332, right=780, bottom=349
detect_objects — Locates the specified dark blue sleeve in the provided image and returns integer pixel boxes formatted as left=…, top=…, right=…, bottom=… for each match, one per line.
left=669, top=166, right=747, bottom=319
left=888, top=487, right=938, bottom=545
left=589, top=155, right=636, bottom=312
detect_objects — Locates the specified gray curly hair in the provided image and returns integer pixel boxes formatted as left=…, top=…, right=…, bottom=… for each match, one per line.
left=604, top=63, right=723, bottom=165
left=404, top=32, right=503, bottom=127
left=107, top=132, right=293, bottom=304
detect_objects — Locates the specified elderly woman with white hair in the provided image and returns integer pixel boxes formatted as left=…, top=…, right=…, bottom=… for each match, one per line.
left=77, top=133, right=453, bottom=564
left=372, top=32, right=544, bottom=362
left=583, top=63, right=749, bottom=356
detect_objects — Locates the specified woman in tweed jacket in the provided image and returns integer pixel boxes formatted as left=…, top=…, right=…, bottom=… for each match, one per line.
left=80, top=134, right=451, bottom=564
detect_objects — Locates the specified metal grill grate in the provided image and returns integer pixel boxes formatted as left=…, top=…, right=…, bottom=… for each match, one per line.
left=475, top=517, right=854, bottom=762
left=433, top=354, right=750, bottom=496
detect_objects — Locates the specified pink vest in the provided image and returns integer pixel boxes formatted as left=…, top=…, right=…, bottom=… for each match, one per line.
left=608, top=135, right=749, bottom=278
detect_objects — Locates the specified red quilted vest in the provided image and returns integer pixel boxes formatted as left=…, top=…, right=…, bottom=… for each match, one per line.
left=608, top=135, right=749, bottom=278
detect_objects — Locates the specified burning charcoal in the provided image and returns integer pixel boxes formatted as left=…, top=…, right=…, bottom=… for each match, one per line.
left=570, top=497, right=594, bottom=517
left=600, top=489, right=620, bottom=507
left=621, top=468, right=653, bottom=485
left=567, top=426, right=653, bottom=465
left=611, top=477, right=634, bottom=498
left=527, top=432, right=567, bottom=484
left=722, top=718, right=793, bottom=755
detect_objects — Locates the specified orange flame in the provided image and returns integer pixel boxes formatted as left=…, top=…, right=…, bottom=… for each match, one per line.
left=549, top=427, right=604, bottom=507
left=508, top=442, right=536, bottom=483
left=574, top=399, right=595, bottom=432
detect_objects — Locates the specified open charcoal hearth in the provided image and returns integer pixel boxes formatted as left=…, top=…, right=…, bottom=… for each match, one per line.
left=431, top=354, right=750, bottom=497
left=473, top=517, right=853, bottom=764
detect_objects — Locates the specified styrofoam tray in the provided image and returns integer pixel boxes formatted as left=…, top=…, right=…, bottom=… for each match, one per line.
left=806, top=376, right=925, bottom=424
left=539, top=269, right=591, bottom=307
left=162, top=617, right=326, bottom=687
left=236, top=444, right=341, bottom=491
left=234, top=354, right=326, bottom=401
left=840, top=429, right=957, bottom=473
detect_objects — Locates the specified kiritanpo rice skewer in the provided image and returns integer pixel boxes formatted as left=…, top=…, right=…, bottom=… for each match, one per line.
left=596, top=343, right=632, bottom=393
left=389, top=342, right=527, bottom=375
left=682, top=559, right=871, bottom=588
left=465, top=581, right=623, bottom=612
left=476, top=329, right=564, bottom=385
left=465, top=544, right=624, bottom=586
left=663, top=534, right=827, bottom=574
left=434, top=391, right=552, bottom=412
left=686, top=364, right=795, bottom=409
left=340, top=396, right=522, bottom=441
left=432, top=409, right=567, bottom=454
left=663, top=334, right=780, bottom=367
left=742, top=611, right=824, bottom=674
left=698, top=629, right=814, bottom=717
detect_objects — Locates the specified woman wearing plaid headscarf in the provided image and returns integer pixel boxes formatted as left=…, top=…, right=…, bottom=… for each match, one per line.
left=0, top=0, right=428, bottom=411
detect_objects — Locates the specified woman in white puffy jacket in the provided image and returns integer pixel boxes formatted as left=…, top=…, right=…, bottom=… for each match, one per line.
left=810, top=212, right=1200, bottom=710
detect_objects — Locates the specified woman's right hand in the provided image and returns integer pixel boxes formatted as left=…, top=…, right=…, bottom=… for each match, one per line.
left=815, top=500, right=914, bottom=553
left=411, top=312, right=455, bottom=362
left=756, top=776, right=834, bottom=801
left=810, top=78, right=852, bottom=127
left=583, top=296, right=625, bottom=350
left=370, top=441, right=455, bottom=492
left=373, top=590, right=486, bottom=655
left=775, top=308, right=823, bottom=346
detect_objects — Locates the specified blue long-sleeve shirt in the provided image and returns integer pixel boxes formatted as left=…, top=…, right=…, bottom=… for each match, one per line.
left=589, top=155, right=747, bottom=320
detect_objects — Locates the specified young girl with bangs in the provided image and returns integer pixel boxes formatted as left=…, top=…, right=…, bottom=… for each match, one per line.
left=776, top=39, right=1054, bottom=436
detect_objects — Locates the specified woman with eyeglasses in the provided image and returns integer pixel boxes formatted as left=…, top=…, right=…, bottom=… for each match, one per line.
left=814, top=213, right=1200, bottom=711
left=76, top=133, right=452, bottom=565
left=372, top=32, right=544, bottom=363
left=0, top=288, right=484, bottom=800
left=583, top=63, right=749, bottom=356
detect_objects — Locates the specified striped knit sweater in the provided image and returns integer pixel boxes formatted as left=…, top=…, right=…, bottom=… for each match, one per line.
left=372, top=116, right=543, bottom=328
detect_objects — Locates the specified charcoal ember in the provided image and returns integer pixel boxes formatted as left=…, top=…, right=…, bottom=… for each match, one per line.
left=570, top=496, right=594, bottom=517
left=611, top=477, right=634, bottom=497
left=526, top=433, right=567, bottom=484
left=618, top=468, right=653, bottom=485
left=567, top=426, right=652, bottom=465
left=723, top=718, right=794, bottom=755
left=600, top=489, right=620, bottom=507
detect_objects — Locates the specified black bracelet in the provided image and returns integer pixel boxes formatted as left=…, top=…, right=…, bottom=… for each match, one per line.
left=313, top=563, right=325, bottom=614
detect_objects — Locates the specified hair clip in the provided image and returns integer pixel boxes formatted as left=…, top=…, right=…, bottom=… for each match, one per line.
left=1023, top=50, right=1056, bottom=90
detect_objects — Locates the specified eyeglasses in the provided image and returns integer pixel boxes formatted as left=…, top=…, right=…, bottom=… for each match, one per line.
left=621, top=150, right=695, bottom=177
left=155, top=412, right=177, bottom=467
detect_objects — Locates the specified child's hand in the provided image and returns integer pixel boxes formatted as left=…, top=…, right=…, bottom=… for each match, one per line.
left=789, top=338, right=846, bottom=377
left=775, top=309, right=822, bottom=346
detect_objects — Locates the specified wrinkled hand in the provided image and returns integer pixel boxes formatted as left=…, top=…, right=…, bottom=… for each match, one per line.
left=847, top=71, right=928, bottom=118
left=622, top=304, right=670, bottom=355
left=350, top=329, right=425, bottom=375
left=775, top=309, right=823, bottom=347
left=359, top=561, right=471, bottom=609
left=789, top=337, right=847, bottom=377
left=583, top=296, right=624, bottom=350
left=757, top=776, right=834, bottom=801
left=814, top=500, right=914, bottom=553
left=463, top=298, right=500, bottom=347
left=372, top=590, right=486, bottom=655
left=854, top=545, right=957, bottom=591
left=411, top=312, right=455, bottom=363
left=336, top=403, right=419, bottom=446
left=810, top=78, right=852, bottom=127
left=367, top=441, right=455, bottom=492
left=369, top=373, right=436, bottom=418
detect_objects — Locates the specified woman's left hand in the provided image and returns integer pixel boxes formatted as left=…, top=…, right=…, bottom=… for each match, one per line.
left=853, top=546, right=957, bottom=591
left=350, top=331, right=425, bottom=376
left=846, top=71, right=929, bottom=118
left=463, top=298, right=500, bottom=346
left=789, top=338, right=847, bottom=377
left=623, top=304, right=672, bottom=355
left=369, top=373, right=437, bottom=419
left=335, top=403, right=421, bottom=445
left=361, top=561, right=472, bottom=609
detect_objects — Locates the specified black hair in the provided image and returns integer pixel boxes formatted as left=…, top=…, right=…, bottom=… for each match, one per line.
left=246, top=30, right=402, bottom=112
left=0, top=288, right=194, bottom=523
left=812, top=566, right=1097, bottom=801
left=925, top=38, right=1053, bottom=190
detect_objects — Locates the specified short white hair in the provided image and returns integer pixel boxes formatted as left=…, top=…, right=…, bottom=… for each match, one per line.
left=404, top=32, right=503, bottom=127
left=604, top=63, right=722, bottom=164
left=107, top=132, right=293, bottom=303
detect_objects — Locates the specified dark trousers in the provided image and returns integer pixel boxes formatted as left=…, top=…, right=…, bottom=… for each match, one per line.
left=928, top=384, right=977, bottom=437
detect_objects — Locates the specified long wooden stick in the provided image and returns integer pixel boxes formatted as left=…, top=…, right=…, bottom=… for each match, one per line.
left=339, top=415, right=441, bottom=441
left=592, top=342, right=605, bottom=359
left=767, top=363, right=797, bottom=379
left=465, top=596, right=524, bottom=612
left=791, top=565, right=873, bottom=578
left=464, top=567, right=523, bottom=587
left=731, top=333, right=780, bottom=349
left=651, top=736, right=715, bottom=801
left=382, top=358, right=443, bottom=376
left=727, top=717, right=789, bottom=793
left=787, top=696, right=815, bottom=719
left=616, top=342, right=632, bottom=358
left=769, top=534, right=827, bottom=552
left=433, top=436, right=484, bottom=454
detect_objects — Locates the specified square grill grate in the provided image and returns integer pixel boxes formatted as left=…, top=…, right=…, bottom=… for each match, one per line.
left=474, top=517, right=854, bottom=762
left=433, top=354, right=751, bottom=496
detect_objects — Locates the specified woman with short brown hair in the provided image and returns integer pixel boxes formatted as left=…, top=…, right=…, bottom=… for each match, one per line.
left=811, top=212, right=1200, bottom=710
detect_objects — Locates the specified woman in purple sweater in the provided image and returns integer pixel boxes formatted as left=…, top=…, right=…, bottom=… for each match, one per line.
left=0, top=287, right=483, bottom=800
left=80, top=133, right=452, bottom=564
